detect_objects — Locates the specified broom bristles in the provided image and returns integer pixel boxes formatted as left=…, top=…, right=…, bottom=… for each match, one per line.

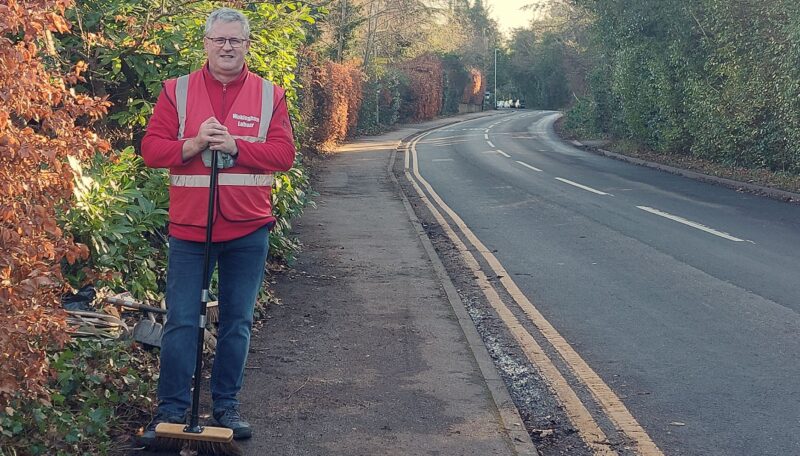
left=190, top=439, right=244, bottom=456
left=206, top=301, right=219, bottom=324
left=147, top=435, right=184, bottom=452
left=148, top=436, right=243, bottom=455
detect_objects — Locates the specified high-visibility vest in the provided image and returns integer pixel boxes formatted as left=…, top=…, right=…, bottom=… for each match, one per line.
left=164, top=69, right=275, bottom=228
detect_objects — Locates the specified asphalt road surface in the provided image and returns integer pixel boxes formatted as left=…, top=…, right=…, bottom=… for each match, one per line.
left=411, top=110, right=800, bottom=456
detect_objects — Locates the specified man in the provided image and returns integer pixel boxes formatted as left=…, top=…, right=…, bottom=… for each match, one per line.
left=139, top=7, right=295, bottom=443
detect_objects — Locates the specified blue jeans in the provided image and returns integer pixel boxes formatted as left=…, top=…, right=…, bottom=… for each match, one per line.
left=157, top=225, right=269, bottom=415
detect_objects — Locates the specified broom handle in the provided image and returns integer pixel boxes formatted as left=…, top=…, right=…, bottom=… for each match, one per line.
left=187, top=150, right=219, bottom=432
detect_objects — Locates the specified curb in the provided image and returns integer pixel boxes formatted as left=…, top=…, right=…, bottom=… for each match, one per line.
left=571, top=141, right=800, bottom=204
left=388, top=124, right=539, bottom=456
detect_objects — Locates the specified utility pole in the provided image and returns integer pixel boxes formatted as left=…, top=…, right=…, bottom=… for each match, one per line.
left=494, top=48, right=498, bottom=110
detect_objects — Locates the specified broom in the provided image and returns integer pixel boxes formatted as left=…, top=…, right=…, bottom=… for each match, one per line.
left=150, top=150, right=242, bottom=456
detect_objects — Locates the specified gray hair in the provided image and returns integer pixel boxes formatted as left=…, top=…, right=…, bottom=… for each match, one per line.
left=205, top=8, right=250, bottom=38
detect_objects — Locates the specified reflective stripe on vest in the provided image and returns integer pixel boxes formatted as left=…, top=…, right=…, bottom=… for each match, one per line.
left=176, top=75, right=189, bottom=140
left=170, top=174, right=275, bottom=187
left=175, top=75, right=274, bottom=142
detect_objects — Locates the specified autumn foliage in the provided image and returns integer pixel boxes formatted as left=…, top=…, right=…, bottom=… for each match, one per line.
left=304, top=56, right=364, bottom=150
left=0, top=0, right=110, bottom=404
left=396, top=54, right=444, bottom=121
left=461, top=68, right=486, bottom=105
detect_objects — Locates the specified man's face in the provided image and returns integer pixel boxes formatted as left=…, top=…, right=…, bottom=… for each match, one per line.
left=204, top=20, right=249, bottom=79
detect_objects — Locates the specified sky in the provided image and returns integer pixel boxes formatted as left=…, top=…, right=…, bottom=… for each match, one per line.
left=484, top=0, right=535, bottom=36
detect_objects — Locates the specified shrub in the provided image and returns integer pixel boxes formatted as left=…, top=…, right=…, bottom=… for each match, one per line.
left=0, top=0, right=111, bottom=404
left=395, top=53, right=444, bottom=122
left=308, top=60, right=364, bottom=148
left=441, top=54, right=471, bottom=115
left=270, top=155, right=316, bottom=264
left=60, top=147, right=169, bottom=301
left=564, top=97, right=602, bottom=138
left=565, top=0, right=800, bottom=173
left=356, top=69, right=403, bottom=135
left=0, top=339, right=158, bottom=456
left=461, top=67, right=485, bottom=105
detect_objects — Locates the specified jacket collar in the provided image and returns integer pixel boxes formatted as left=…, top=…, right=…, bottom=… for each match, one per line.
left=202, top=62, right=248, bottom=88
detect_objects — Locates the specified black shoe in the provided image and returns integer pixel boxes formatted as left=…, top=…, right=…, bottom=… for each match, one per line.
left=138, top=410, right=186, bottom=448
left=213, top=405, right=252, bottom=440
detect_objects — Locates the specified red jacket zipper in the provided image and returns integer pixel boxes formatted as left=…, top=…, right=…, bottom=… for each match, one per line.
left=221, top=84, right=227, bottom=120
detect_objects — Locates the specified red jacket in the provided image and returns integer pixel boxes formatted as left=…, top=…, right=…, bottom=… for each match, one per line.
left=142, top=64, right=296, bottom=242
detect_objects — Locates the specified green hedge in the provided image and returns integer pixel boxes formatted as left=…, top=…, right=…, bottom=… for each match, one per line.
left=566, top=0, right=800, bottom=173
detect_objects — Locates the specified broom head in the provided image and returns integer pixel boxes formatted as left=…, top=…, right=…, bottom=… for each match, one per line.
left=153, top=423, right=242, bottom=455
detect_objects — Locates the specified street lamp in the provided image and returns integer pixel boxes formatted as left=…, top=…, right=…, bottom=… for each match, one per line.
left=494, top=48, right=498, bottom=110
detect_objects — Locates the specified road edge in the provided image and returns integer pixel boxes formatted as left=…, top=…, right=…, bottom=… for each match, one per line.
left=563, top=139, right=800, bottom=204
left=387, top=126, right=539, bottom=456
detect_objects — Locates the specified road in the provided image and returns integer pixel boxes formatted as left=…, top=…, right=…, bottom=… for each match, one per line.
left=405, top=110, right=800, bottom=456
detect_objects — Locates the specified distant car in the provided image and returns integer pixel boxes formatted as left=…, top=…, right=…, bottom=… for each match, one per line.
left=518, top=99, right=526, bottom=109
left=513, top=99, right=520, bottom=108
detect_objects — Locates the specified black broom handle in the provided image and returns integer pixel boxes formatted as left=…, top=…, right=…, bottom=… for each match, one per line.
left=187, top=149, right=219, bottom=432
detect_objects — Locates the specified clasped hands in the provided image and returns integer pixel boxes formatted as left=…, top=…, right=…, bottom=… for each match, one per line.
left=182, top=117, right=238, bottom=161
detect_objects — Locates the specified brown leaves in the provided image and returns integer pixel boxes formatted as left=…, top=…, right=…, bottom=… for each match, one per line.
left=0, top=303, right=67, bottom=400
left=396, top=54, right=445, bottom=121
left=308, top=59, right=364, bottom=148
left=65, top=60, right=89, bottom=85
left=46, top=12, right=71, bottom=34
left=462, top=68, right=485, bottom=105
left=0, top=0, right=72, bottom=40
left=0, top=0, right=110, bottom=406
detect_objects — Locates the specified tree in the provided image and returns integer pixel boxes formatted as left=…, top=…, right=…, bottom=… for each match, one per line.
left=315, top=0, right=366, bottom=63
left=507, top=28, right=570, bottom=109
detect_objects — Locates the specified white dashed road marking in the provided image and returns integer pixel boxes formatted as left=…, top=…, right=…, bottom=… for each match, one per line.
left=637, top=206, right=753, bottom=243
left=516, top=161, right=542, bottom=172
left=555, top=178, right=612, bottom=196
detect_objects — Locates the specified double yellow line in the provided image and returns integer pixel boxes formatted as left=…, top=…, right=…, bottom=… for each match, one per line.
left=401, top=126, right=664, bottom=456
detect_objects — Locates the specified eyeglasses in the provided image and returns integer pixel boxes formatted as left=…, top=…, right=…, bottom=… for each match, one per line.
left=205, top=36, right=248, bottom=48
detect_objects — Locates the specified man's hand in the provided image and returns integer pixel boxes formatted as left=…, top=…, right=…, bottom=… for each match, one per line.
left=207, top=126, right=238, bottom=156
left=182, top=117, right=235, bottom=160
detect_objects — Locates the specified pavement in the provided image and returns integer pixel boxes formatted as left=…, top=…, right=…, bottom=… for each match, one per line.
left=230, top=110, right=539, bottom=456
